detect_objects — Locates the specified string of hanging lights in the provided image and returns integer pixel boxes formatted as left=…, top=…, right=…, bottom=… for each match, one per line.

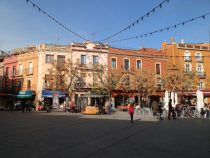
left=99, top=0, right=170, bottom=42
left=25, top=0, right=88, bottom=41
left=107, top=12, right=210, bottom=43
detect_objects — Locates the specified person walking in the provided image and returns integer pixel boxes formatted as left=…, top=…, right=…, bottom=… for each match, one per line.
left=151, top=100, right=158, bottom=117
left=168, top=99, right=176, bottom=120
left=128, top=103, right=135, bottom=123
left=158, top=102, right=163, bottom=120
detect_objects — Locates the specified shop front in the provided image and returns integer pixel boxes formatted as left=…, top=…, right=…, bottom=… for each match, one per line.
left=14, top=90, right=36, bottom=99
left=13, top=90, right=36, bottom=110
left=41, top=90, right=68, bottom=108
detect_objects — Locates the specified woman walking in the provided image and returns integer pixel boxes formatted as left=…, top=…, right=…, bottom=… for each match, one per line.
left=129, top=103, right=135, bottom=123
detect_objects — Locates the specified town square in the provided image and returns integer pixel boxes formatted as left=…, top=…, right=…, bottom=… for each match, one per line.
left=0, top=0, right=210, bottom=157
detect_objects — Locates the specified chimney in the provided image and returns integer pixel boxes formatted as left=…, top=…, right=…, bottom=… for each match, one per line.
left=161, top=40, right=167, bottom=51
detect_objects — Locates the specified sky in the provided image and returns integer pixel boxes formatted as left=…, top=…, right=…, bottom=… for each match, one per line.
left=0, top=0, right=210, bottom=51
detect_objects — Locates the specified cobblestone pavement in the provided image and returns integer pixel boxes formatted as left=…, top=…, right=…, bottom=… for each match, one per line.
left=0, top=111, right=210, bottom=158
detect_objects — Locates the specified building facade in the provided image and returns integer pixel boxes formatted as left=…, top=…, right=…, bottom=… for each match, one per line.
left=70, top=42, right=109, bottom=106
left=108, top=47, right=166, bottom=107
left=161, top=38, right=210, bottom=104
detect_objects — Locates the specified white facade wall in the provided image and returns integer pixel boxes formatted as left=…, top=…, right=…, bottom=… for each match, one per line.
left=36, top=44, right=71, bottom=100
left=71, top=42, right=108, bottom=95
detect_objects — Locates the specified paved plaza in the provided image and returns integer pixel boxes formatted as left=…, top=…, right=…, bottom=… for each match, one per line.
left=0, top=111, right=210, bottom=158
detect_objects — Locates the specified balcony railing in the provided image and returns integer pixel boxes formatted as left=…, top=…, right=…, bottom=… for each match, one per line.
left=78, top=64, right=103, bottom=72
left=17, top=70, right=23, bottom=76
left=196, top=56, right=204, bottom=63
left=27, top=68, right=33, bottom=75
left=10, top=71, right=16, bottom=77
left=197, top=71, right=206, bottom=78
left=184, top=57, right=192, bottom=62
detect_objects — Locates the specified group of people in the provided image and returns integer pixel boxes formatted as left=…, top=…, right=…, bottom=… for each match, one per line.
left=128, top=99, right=176, bottom=123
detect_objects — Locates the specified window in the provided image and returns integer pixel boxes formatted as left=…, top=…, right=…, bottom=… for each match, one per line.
left=17, top=79, right=23, bottom=91
left=155, top=63, right=161, bottom=75
left=44, top=74, right=54, bottom=89
left=93, top=55, right=98, bottom=65
left=184, top=51, right=191, bottom=62
left=197, top=64, right=202, bottom=72
left=27, top=80, right=31, bottom=90
left=198, top=81, right=204, bottom=90
left=18, top=64, right=23, bottom=75
left=57, top=55, right=65, bottom=63
left=11, top=80, right=16, bottom=89
left=81, top=73, right=86, bottom=84
left=28, top=62, right=33, bottom=74
left=93, top=73, right=98, bottom=87
left=184, top=63, right=191, bottom=72
left=81, top=55, right=86, bottom=65
left=124, top=59, right=130, bottom=70
left=196, top=64, right=205, bottom=76
left=195, top=52, right=203, bottom=62
left=12, top=66, right=16, bottom=76
left=111, top=58, right=117, bottom=69
left=5, top=67, right=9, bottom=76
left=56, top=75, right=62, bottom=85
left=46, top=54, right=54, bottom=63
left=136, top=60, right=142, bottom=70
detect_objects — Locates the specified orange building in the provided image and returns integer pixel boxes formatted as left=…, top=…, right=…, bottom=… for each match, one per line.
left=14, top=47, right=38, bottom=93
left=108, top=47, right=166, bottom=107
left=161, top=38, right=210, bottom=103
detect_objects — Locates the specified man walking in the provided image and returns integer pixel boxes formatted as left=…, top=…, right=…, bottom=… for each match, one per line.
left=168, top=99, right=176, bottom=120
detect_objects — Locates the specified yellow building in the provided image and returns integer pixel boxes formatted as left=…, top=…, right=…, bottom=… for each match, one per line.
left=161, top=38, right=210, bottom=103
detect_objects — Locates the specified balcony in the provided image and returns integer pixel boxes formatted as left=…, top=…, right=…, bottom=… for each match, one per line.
left=10, top=71, right=16, bottom=77
left=27, top=68, right=33, bottom=75
left=196, top=56, right=204, bottom=63
left=17, top=70, right=23, bottom=76
left=197, top=71, right=206, bottom=78
left=78, top=64, right=103, bottom=72
left=184, top=57, right=192, bottom=62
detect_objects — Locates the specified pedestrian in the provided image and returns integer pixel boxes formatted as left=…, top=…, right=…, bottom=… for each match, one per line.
left=168, top=99, right=176, bottom=120
left=70, top=101, right=75, bottom=114
left=128, top=103, right=135, bottom=123
left=158, top=102, right=163, bottom=120
left=108, top=102, right=112, bottom=114
left=22, top=101, right=26, bottom=113
left=200, top=108, right=205, bottom=119
left=151, top=100, right=158, bottom=117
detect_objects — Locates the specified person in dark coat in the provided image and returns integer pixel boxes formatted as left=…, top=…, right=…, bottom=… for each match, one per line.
left=22, top=101, right=26, bottom=112
left=168, top=99, right=176, bottom=120
left=158, top=102, right=163, bottom=120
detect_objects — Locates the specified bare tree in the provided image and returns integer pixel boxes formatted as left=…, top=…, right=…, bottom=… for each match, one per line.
left=132, top=69, right=156, bottom=106
left=45, top=59, right=79, bottom=95
left=92, top=64, right=122, bottom=101
left=164, top=68, right=198, bottom=103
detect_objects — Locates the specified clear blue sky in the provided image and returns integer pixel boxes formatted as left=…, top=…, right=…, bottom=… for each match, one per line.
left=0, top=0, right=210, bottom=51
